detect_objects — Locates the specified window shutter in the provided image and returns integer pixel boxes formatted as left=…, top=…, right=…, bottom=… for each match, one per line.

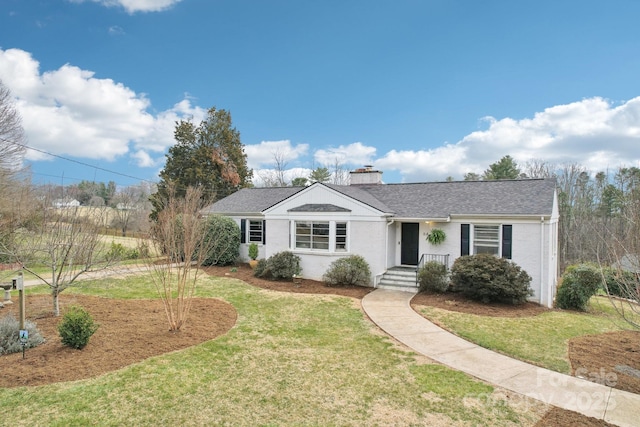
left=502, top=225, right=512, bottom=259
left=461, top=224, right=470, bottom=256
left=262, top=220, right=266, bottom=245
left=240, top=219, right=246, bottom=244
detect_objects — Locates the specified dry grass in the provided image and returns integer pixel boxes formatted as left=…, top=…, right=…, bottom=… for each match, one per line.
left=0, top=274, right=547, bottom=426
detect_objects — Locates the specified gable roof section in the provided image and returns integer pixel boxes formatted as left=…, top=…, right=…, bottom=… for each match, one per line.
left=201, top=186, right=303, bottom=215
left=203, top=178, right=557, bottom=219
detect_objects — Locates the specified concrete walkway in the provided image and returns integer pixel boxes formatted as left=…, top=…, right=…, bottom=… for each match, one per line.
left=362, top=289, right=640, bottom=427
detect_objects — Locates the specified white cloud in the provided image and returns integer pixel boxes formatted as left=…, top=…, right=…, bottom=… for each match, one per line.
left=314, top=142, right=376, bottom=167
left=244, top=140, right=309, bottom=169
left=376, top=144, right=468, bottom=182
left=0, top=48, right=199, bottom=167
left=377, top=97, right=640, bottom=182
left=458, top=97, right=640, bottom=175
left=130, top=149, right=158, bottom=167
left=68, top=0, right=182, bottom=14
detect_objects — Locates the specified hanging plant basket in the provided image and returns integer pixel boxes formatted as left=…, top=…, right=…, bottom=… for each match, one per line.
left=426, top=228, right=446, bottom=245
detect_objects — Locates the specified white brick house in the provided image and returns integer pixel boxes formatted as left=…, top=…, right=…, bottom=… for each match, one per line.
left=203, top=169, right=559, bottom=307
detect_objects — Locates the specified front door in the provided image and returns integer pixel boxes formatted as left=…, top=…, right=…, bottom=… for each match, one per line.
left=401, top=222, right=419, bottom=266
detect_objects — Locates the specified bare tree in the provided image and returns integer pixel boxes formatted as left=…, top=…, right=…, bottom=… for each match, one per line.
left=111, top=186, right=142, bottom=236
left=10, top=197, right=120, bottom=316
left=331, top=157, right=350, bottom=185
left=522, top=159, right=556, bottom=179
left=257, top=149, right=290, bottom=187
left=146, top=186, right=215, bottom=331
left=0, top=80, right=26, bottom=176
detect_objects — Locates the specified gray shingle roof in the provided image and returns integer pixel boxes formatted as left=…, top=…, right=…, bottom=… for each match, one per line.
left=203, top=179, right=556, bottom=218
left=201, top=186, right=303, bottom=215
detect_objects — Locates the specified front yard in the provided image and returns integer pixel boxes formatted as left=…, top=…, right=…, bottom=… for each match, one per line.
left=0, top=271, right=542, bottom=426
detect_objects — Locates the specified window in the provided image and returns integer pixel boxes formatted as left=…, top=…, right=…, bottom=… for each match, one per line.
left=473, top=225, right=499, bottom=255
left=248, top=220, right=263, bottom=243
left=294, top=221, right=347, bottom=251
left=241, top=219, right=265, bottom=244
left=335, top=222, right=347, bottom=251
left=461, top=224, right=512, bottom=259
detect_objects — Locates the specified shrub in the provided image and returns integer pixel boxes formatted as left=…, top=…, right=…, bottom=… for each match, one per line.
left=0, top=315, right=46, bottom=355
left=602, top=267, right=639, bottom=299
left=248, top=243, right=259, bottom=260
left=254, top=258, right=268, bottom=278
left=450, top=254, right=533, bottom=304
left=323, top=255, right=371, bottom=287
left=201, top=215, right=241, bottom=266
left=58, top=305, right=99, bottom=349
left=418, top=261, right=449, bottom=293
left=555, top=263, right=602, bottom=311
left=106, top=242, right=140, bottom=260
left=267, top=251, right=301, bottom=280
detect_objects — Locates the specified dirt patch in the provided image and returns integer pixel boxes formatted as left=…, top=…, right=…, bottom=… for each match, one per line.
left=534, top=407, right=617, bottom=427
left=569, top=330, right=640, bottom=395
left=411, top=291, right=549, bottom=317
left=0, top=294, right=236, bottom=387
left=203, top=263, right=372, bottom=299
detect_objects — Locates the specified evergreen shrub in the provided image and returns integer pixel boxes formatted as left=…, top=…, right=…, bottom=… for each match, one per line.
left=58, top=306, right=99, bottom=349
left=418, top=261, right=449, bottom=293
left=555, top=263, right=602, bottom=311
left=323, top=255, right=371, bottom=287
left=450, top=254, right=533, bottom=304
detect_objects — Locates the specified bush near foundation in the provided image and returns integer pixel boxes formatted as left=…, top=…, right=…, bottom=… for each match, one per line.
left=450, top=254, right=533, bottom=304
left=255, top=251, right=301, bottom=280
left=201, top=215, right=240, bottom=266
left=418, top=261, right=449, bottom=293
left=555, top=263, right=601, bottom=311
left=323, top=255, right=371, bottom=287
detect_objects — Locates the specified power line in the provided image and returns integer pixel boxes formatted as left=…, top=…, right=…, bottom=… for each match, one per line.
left=5, top=139, right=155, bottom=183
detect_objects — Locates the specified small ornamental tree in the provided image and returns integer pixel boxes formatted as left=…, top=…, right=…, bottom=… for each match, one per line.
left=148, top=186, right=218, bottom=331
left=450, top=254, right=533, bottom=304
left=323, top=255, right=371, bottom=287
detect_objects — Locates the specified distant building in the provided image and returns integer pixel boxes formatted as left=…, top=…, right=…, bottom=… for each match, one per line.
left=52, top=198, right=81, bottom=208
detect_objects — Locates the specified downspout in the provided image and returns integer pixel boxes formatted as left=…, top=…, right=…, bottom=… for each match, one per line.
left=381, top=218, right=395, bottom=287
left=540, top=216, right=546, bottom=307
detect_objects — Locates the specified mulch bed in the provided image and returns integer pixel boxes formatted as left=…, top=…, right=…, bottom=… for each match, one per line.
left=1, top=263, right=637, bottom=427
left=0, top=294, right=236, bottom=387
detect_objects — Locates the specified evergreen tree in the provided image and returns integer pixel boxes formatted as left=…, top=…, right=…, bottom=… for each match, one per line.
left=309, top=167, right=331, bottom=183
left=483, top=155, right=521, bottom=180
left=150, top=107, right=251, bottom=219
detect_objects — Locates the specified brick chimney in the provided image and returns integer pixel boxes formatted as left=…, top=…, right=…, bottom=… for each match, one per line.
left=349, top=165, right=383, bottom=185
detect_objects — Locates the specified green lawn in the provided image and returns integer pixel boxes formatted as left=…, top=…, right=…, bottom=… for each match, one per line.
left=417, top=296, right=637, bottom=373
left=0, top=274, right=543, bottom=426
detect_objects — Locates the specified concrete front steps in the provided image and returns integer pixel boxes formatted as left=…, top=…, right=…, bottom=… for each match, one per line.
left=376, top=266, right=419, bottom=292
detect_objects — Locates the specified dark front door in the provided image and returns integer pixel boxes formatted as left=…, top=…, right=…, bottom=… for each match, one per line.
left=401, top=222, right=419, bottom=266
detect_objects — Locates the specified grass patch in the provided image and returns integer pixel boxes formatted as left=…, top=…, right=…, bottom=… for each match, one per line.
left=417, top=296, right=634, bottom=373
left=0, top=273, right=542, bottom=426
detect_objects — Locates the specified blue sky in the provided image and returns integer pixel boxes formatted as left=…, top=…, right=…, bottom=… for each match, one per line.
left=1, top=0, right=639, bottom=188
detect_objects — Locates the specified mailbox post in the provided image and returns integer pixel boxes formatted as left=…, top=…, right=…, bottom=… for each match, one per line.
left=16, top=272, right=25, bottom=330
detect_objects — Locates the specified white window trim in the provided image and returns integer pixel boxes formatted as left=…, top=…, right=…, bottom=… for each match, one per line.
left=291, top=220, right=349, bottom=253
left=472, top=224, right=501, bottom=256
left=247, top=219, right=263, bottom=243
